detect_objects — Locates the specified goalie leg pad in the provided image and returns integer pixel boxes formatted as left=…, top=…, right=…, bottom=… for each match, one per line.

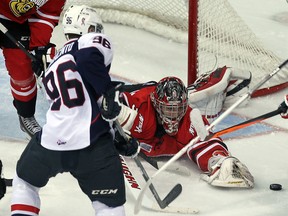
left=187, top=137, right=229, bottom=172
left=201, top=156, right=254, bottom=188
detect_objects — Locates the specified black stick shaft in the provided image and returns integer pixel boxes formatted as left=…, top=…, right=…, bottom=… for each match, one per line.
left=209, top=107, right=283, bottom=139
left=0, top=22, right=37, bottom=61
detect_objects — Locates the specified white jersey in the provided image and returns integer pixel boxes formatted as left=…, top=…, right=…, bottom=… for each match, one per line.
left=41, top=33, right=114, bottom=151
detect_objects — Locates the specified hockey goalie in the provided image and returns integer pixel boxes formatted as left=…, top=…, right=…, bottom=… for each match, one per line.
left=101, top=66, right=254, bottom=188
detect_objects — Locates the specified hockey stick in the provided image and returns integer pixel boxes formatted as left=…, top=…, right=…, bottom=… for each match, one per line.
left=134, top=109, right=210, bottom=214
left=208, top=105, right=285, bottom=139
left=138, top=150, right=191, bottom=176
left=114, top=120, right=182, bottom=209
left=138, top=151, right=158, bottom=169
left=0, top=22, right=46, bottom=90
left=121, top=155, right=199, bottom=214
left=0, top=22, right=37, bottom=61
left=134, top=59, right=288, bottom=214
left=4, top=178, right=12, bottom=187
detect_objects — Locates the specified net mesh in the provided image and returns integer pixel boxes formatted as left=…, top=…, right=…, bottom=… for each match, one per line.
left=64, top=0, right=288, bottom=94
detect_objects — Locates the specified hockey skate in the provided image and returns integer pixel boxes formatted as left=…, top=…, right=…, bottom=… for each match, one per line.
left=201, top=155, right=254, bottom=188
left=19, top=115, right=42, bottom=138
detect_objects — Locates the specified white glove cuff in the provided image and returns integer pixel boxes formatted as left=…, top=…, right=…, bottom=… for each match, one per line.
left=117, top=104, right=137, bottom=131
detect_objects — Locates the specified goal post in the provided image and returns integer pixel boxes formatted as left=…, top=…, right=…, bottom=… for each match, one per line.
left=187, top=0, right=198, bottom=85
left=64, top=0, right=288, bottom=97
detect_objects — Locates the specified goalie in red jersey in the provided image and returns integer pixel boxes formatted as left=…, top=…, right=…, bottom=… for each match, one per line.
left=101, top=67, right=254, bottom=188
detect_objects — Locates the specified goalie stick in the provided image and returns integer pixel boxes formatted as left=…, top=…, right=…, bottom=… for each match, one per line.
left=114, top=120, right=182, bottom=210
left=134, top=58, right=288, bottom=214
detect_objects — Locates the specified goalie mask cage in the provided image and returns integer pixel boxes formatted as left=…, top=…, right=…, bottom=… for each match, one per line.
left=65, top=0, right=288, bottom=97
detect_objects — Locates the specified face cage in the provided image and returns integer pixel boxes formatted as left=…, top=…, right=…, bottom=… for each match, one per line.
left=154, top=98, right=188, bottom=135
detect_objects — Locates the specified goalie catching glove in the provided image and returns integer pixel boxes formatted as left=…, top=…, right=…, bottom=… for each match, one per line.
left=201, top=155, right=254, bottom=188
left=114, top=131, right=140, bottom=158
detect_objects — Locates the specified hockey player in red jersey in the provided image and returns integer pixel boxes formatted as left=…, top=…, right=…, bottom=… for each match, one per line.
left=0, top=0, right=66, bottom=138
left=101, top=73, right=254, bottom=188
left=279, top=95, right=288, bottom=119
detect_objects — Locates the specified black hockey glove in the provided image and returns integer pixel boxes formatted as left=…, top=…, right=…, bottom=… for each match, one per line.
left=31, top=43, right=56, bottom=77
left=100, top=85, right=123, bottom=122
left=114, top=131, right=140, bottom=158
left=0, top=160, right=6, bottom=200
left=279, top=95, right=288, bottom=119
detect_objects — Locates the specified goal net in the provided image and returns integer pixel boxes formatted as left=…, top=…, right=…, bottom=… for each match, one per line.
left=64, top=0, right=288, bottom=97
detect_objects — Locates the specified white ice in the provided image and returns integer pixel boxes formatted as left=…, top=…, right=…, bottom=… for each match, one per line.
left=1, top=0, right=288, bottom=215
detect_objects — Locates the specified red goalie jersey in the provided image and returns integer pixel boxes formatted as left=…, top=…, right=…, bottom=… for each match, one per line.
left=121, top=80, right=230, bottom=172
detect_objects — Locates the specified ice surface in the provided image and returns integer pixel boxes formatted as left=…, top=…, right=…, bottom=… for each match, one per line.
left=0, top=0, right=288, bottom=215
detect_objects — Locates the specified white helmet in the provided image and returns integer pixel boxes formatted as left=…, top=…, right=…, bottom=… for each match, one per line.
left=62, top=5, right=104, bottom=37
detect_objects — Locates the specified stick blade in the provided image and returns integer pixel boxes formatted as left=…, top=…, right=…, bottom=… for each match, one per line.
left=160, top=183, right=182, bottom=208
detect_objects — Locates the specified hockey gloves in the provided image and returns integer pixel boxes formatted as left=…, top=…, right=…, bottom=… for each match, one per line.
left=31, top=43, right=56, bottom=77
left=279, top=95, right=288, bottom=119
left=100, top=85, right=123, bottom=122
left=0, top=160, right=6, bottom=200
left=114, top=131, right=140, bottom=158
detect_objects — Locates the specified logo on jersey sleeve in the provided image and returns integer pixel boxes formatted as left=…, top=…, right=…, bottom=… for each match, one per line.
left=134, top=114, right=144, bottom=133
left=9, top=0, right=36, bottom=17
left=188, top=122, right=196, bottom=136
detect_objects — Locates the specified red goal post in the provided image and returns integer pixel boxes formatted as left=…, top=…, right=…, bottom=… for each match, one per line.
left=64, top=0, right=288, bottom=97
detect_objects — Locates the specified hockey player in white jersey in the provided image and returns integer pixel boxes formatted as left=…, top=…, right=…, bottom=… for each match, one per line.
left=10, top=5, right=128, bottom=216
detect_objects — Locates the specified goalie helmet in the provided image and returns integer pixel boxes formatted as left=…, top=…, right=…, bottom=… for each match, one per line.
left=62, top=5, right=104, bottom=39
left=150, top=77, right=188, bottom=136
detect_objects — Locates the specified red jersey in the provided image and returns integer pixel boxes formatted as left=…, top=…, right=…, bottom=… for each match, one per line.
left=0, top=0, right=66, bottom=48
left=123, top=86, right=208, bottom=157
left=122, top=85, right=230, bottom=172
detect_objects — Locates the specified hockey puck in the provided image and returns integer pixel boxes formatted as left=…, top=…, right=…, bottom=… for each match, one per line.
left=270, top=184, right=282, bottom=191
